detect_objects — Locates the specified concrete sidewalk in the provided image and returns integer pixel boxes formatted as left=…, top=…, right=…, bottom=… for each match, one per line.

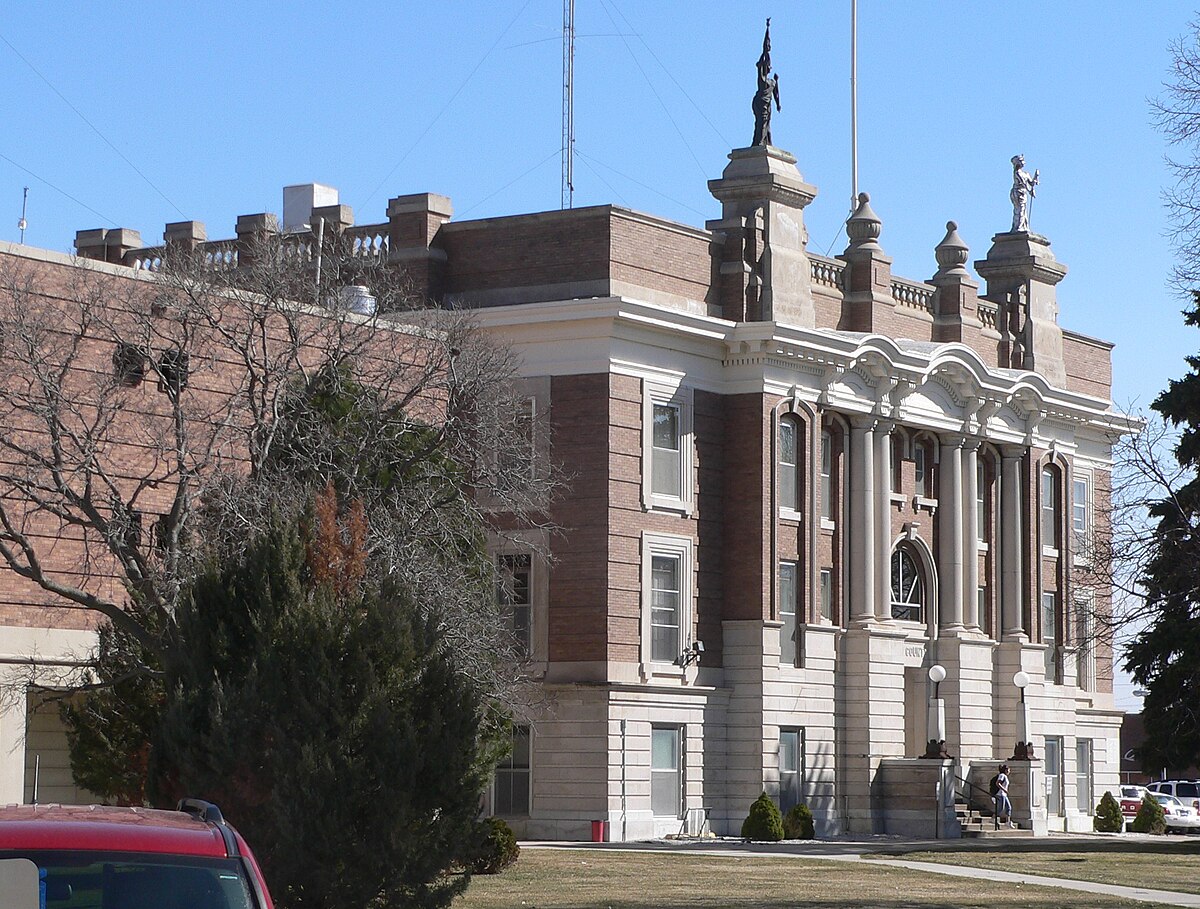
left=524, top=837, right=1200, bottom=907
left=852, top=855, right=1200, bottom=907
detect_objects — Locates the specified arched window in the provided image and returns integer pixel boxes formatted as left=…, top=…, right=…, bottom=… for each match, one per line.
left=1041, top=464, right=1061, bottom=550
left=779, top=416, right=800, bottom=513
left=890, top=545, right=924, bottom=622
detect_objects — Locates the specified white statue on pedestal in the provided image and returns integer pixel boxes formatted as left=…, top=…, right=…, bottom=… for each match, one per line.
left=1010, top=154, right=1039, bottom=233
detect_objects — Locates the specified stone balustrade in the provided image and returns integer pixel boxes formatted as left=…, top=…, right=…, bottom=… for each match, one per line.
left=977, top=302, right=999, bottom=330
left=810, top=255, right=845, bottom=289
left=346, top=223, right=390, bottom=260
left=891, top=277, right=935, bottom=313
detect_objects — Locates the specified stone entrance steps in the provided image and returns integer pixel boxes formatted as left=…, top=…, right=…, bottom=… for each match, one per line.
left=956, top=801, right=1028, bottom=838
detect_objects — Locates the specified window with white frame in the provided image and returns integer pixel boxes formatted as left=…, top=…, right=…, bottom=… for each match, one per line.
left=497, top=553, right=533, bottom=657
left=779, top=561, right=798, bottom=666
left=914, top=444, right=928, bottom=497
left=1042, top=591, right=1059, bottom=682
left=977, top=459, right=987, bottom=542
left=779, top=727, right=806, bottom=814
left=651, top=726, right=682, bottom=817
left=820, top=429, right=833, bottom=520
left=779, top=416, right=800, bottom=514
left=494, top=725, right=531, bottom=816
left=1041, top=465, right=1061, bottom=551
left=1072, top=473, right=1091, bottom=558
left=1075, top=739, right=1094, bottom=814
left=1075, top=592, right=1096, bottom=691
left=641, top=533, right=694, bottom=667
left=820, top=568, right=833, bottom=622
left=495, top=398, right=536, bottom=493
left=643, top=382, right=694, bottom=513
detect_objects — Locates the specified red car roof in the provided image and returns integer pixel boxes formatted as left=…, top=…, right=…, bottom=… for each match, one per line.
left=0, top=804, right=228, bottom=857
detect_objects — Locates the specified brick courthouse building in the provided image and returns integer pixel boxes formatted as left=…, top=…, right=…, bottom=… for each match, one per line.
left=0, top=136, right=1134, bottom=837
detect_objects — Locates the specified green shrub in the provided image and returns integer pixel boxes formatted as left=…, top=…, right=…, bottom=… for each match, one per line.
left=1093, top=791, right=1124, bottom=833
left=741, top=791, right=785, bottom=841
left=470, top=817, right=521, bottom=874
left=783, top=802, right=815, bottom=839
left=1130, top=794, right=1166, bottom=834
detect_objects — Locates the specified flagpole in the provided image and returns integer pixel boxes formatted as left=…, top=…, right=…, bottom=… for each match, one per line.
left=850, top=0, right=858, bottom=211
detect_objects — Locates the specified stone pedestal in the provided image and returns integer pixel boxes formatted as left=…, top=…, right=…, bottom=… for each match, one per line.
left=838, top=624, right=908, bottom=833
left=876, top=758, right=961, bottom=838
left=933, top=632, right=997, bottom=762
left=707, top=146, right=817, bottom=327
left=975, top=232, right=1067, bottom=385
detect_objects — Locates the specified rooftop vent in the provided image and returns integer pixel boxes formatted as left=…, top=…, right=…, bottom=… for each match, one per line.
left=282, top=183, right=338, bottom=232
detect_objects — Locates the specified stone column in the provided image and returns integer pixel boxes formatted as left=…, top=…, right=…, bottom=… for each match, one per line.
left=874, top=422, right=894, bottom=620
left=961, top=440, right=980, bottom=628
left=938, top=436, right=964, bottom=628
left=849, top=417, right=876, bottom=623
left=1000, top=446, right=1026, bottom=636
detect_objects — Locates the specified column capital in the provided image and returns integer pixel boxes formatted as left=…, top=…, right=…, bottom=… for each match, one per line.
left=849, top=413, right=876, bottom=430
left=961, top=437, right=982, bottom=453
left=939, top=433, right=966, bottom=450
left=999, top=444, right=1026, bottom=460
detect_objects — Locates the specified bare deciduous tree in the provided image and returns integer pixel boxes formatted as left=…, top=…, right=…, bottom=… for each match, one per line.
left=0, top=234, right=556, bottom=710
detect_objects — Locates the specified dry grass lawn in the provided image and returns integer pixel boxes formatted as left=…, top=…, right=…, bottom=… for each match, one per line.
left=881, top=838, right=1200, bottom=896
left=454, top=847, right=1150, bottom=908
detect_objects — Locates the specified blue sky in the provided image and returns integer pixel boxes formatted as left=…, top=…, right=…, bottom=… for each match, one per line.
left=2, top=2, right=1194, bottom=707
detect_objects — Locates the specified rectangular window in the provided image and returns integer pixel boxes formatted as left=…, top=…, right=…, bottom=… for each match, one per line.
left=495, top=398, right=535, bottom=493
left=497, top=554, right=532, bottom=656
left=1042, top=468, right=1059, bottom=550
left=651, top=555, right=681, bottom=663
left=820, top=569, right=833, bottom=622
left=914, top=445, right=927, bottom=495
left=977, top=460, right=987, bottom=542
left=1045, top=735, right=1064, bottom=815
left=891, top=437, right=902, bottom=495
left=643, top=383, right=694, bottom=513
left=1042, top=591, right=1058, bottom=682
left=779, top=561, right=798, bottom=666
left=820, top=431, right=833, bottom=520
left=641, top=533, right=694, bottom=669
left=779, top=727, right=805, bottom=814
left=652, top=403, right=681, bottom=498
left=494, top=725, right=531, bottom=816
left=1072, top=475, right=1090, bottom=556
left=1075, top=595, right=1095, bottom=691
left=1076, top=738, right=1094, bottom=815
left=651, top=726, right=682, bottom=818
left=779, top=419, right=798, bottom=512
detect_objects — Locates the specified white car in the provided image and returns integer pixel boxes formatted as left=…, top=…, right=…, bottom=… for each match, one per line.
left=1147, top=780, right=1200, bottom=813
left=1152, top=793, right=1200, bottom=833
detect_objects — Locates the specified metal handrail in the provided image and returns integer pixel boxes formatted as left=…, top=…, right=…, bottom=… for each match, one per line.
left=955, top=773, right=1000, bottom=830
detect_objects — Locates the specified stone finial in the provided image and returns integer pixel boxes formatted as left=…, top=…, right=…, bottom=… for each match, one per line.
left=845, top=192, right=882, bottom=250
left=934, top=221, right=969, bottom=275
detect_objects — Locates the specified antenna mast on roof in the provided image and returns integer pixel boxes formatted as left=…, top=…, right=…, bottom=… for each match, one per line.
left=562, top=0, right=576, bottom=209
left=18, top=186, right=29, bottom=244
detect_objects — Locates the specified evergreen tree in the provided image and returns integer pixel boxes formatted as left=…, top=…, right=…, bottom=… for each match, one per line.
left=1126, top=292, right=1200, bottom=771
left=740, top=792, right=785, bottom=841
left=59, top=600, right=164, bottom=806
left=152, top=510, right=489, bottom=909
left=1093, top=791, right=1124, bottom=833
